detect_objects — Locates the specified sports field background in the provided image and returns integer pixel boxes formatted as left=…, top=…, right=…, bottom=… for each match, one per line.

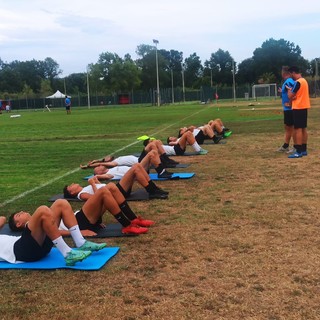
left=1, top=99, right=320, bottom=319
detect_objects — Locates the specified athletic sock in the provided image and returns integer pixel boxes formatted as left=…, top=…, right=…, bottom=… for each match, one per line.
left=145, top=180, right=157, bottom=193
left=155, top=163, right=165, bottom=174
left=302, top=144, right=307, bottom=152
left=119, top=201, right=137, bottom=221
left=52, top=236, right=72, bottom=257
left=191, top=142, right=201, bottom=152
left=296, top=145, right=302, bottom=154
left=69, top=225, right=86, bottom=247
left=282, top=143, right=289, bottom=149
left=114, top=211, right=131, bottom=227
left=138, top=149, right=148, bottom=163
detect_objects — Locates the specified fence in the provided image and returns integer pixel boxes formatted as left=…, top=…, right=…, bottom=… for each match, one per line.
left=4, top=80, right=319, bottom=111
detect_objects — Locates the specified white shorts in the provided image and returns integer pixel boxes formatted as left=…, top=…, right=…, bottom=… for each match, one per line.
left=114, top=155, right=138, bottom=166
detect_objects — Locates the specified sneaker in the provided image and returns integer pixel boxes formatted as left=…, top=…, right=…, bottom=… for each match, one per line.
left=155, top=187, right=169, bottom=195
left=122, top=224, right=148, bottom=234
left=149, top=190, right=168, bottom=199
left=301, top=151, right=308, bottom=156
left=198, top=149, right=208, bottom=155
left=167, top=158, right=179, bottom=165
left=158, top=170, right=173, bottom=179
left=131, top=216, right=155, bottom=227
left=288, top=152, right=302, bottom=159
left=77, top=240, right=107, bottom=252
left=286, top=147, right=296, bottom=154
left=163, top=162, right=178, bottom=168
left=65, top=249, right=91, bottom=266
left=213, top=136, right=222, bottom=144
left=277, top=146, right=289, bottom=152
left=223, top=131, right=232, bottom=138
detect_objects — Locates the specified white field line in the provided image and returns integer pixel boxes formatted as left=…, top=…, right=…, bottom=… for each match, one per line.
left=0, top=106, right=209, bottom=208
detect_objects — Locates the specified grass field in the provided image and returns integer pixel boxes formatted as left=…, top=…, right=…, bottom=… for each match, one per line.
left=1, top=98, right=320, bottom=319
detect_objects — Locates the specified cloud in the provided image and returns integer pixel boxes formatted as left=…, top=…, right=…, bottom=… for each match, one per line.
left=1, top=0, right=320, bottom=76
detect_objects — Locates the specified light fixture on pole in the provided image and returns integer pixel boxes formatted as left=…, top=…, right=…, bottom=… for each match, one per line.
left=232, top=60, right=236, bottom=102
left=153, top=39, right=160, bottom=106
left=86, top=65, right=91, bottom=109
left=171, top=68, right=174, bottom=104
left=181, top=63, right=186, bottom=102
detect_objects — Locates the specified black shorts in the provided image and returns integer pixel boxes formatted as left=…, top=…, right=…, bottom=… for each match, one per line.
left=14, top=224, right=53, bottom=262
left=116, top=182, right=132, bottom=198
left=283, top=110, right=294, bottom=126
left=76, top=209, right=102, bottom=232
left=195, top=130, right=206, bottom=145
left=293, top=109, right=308, bottom=129
left=174, top=144, right=186, bottom=156
left=65, top=106, right=70, bottom=110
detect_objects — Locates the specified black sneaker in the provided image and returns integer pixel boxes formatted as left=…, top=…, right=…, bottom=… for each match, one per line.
left=158, top=170, right=180, bottom=179
left=155, top=187, right=169, bottom=195
left=149, top=190, right=168, bottom=199
left=213, top=136, right=222, bottom=144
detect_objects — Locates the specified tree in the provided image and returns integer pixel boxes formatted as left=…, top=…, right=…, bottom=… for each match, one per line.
left=237, top=58, right=257, bottom=85
left=204, top=49, right=234, bottom=86
left=184, top=53, right=203, bottom=88
left=252, top=38, right=309, bottom=83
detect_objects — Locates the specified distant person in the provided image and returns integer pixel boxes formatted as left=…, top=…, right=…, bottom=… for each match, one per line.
left=5, top=104, right=11, bottom=113
left=65, top=96, right=71, bottom=114
left=277, top=66, right=295, bottom=153
left=287, top=66, right=311, bottom=158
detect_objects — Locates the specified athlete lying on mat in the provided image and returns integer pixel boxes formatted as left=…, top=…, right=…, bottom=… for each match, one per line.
left=6, top=200, right=105, bottom=265
left=62, top=181, right=154, bottom=235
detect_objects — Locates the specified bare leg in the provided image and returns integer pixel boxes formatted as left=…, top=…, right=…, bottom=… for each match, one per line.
left=82, top=187, right=122, bottom=223
left=0, top=216, right=6, bottom=229
left=119, top=163, right=150, bottom=192
left=50, top=199, right=79, bottom=229
left=284, top=125, right=293, bottom=144
left=27, top=206, right=61, bottom=244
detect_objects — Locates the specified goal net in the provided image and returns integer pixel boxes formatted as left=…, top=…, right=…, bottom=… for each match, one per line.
left=252, top=83, right=277, bottom=100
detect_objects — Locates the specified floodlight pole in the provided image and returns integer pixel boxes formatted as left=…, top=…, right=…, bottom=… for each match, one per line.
left=171, top=68, right=175, bottom=103
left=153, top=39, right=160, bottom=106
left=232, top=60, right=236, bottom=102
left=64, top=78, right=67, bottom=96
left=182, top=63, right=186, bottom=102
left=87, top=66, right=91, bottom=109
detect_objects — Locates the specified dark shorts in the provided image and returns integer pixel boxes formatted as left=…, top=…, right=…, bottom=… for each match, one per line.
left=283, top=110, right=294, bottom=126
left=174, top=144, right=186, bottom=156
left=66, top=106, right=70, bottom=110
left=195, top=130, right=206, bottom=145
left=116, top=182, right=132, bottom=198
left=293, top=109, right=308, bottom=129
left=76, top=209, right=102, bottom=232
left=14, top=224, right=53, bottom=262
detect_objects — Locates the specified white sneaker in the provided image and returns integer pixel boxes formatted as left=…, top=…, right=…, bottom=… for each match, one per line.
left=277, top=146, right=289, bottom=152
left=286, top=147, right=296, bottom=154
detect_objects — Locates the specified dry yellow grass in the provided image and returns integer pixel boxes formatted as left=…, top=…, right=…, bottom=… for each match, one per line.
left=2, top=103, right=320, bottom=320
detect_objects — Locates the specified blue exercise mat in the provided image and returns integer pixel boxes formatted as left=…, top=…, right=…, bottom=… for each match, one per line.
left=149, top=172, right=195, bottom=180
left=84, top=172, right=195, bottom=181
left=0, top=247, right=119, bottom=270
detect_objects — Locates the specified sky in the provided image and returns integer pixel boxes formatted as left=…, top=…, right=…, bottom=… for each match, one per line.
left=0, top=0, right=320, bottom=77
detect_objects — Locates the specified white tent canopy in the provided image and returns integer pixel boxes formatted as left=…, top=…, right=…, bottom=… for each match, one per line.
left=46, top=90, right=71, bottom=99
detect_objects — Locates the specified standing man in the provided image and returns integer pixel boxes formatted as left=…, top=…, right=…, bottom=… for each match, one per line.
left=65, top=95, right=71, bottom=115
left=287, top=66, right=311, bottom=158
left=277, top=66, right=295, bottom=153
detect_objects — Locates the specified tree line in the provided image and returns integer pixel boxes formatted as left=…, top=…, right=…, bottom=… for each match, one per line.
left=0, top=38, right=319, bottom=99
